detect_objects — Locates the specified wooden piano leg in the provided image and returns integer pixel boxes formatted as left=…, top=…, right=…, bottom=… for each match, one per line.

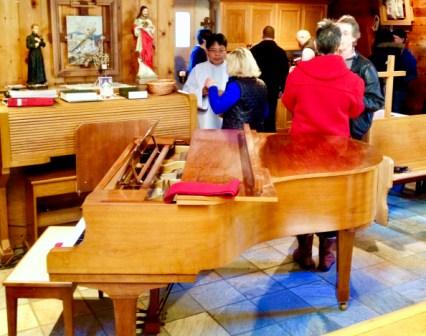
left=111, top=296, right=138, bottom=336
left=98, top=284, right=165, bottom=336
left=336, top=229, right=355, bottom=310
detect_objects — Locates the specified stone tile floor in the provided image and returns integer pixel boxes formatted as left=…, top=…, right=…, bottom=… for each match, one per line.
left=1, top=188, right=425, bottom=335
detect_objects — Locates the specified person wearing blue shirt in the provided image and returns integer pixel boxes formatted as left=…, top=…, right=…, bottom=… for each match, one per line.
left=187, top=29, right=212, bottom=74
left=205, top=47, right=268, bottom=131
left=392, top=29, right=417, bottom=114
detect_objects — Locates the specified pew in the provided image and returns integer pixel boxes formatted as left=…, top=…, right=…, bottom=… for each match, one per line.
left=369, top=114, right=426, bottom=187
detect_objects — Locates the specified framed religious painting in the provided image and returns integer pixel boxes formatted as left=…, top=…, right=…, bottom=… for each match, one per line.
left=49, top=0, right=121, bottom=77
left=380, top=0, right=414, bottom=26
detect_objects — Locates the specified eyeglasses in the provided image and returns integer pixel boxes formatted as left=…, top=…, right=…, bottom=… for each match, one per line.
left=207, top=48, right=226, bottom=54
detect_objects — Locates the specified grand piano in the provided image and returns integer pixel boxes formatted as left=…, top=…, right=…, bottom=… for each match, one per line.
left=47, top=124, right=391, bottom=335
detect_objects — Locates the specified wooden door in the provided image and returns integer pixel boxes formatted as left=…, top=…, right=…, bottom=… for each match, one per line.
left=276, top=4, right=302, bottom=50
left=221, top=3, right=250, bottom=50
left=249, top=4, right=275, bottom=47
left=302, top=4, right=327, bottom=37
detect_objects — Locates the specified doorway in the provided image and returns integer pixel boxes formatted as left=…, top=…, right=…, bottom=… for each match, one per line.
left=174, top=0, right=195, bottom=87
left=174, top=0, right=210, bottom=87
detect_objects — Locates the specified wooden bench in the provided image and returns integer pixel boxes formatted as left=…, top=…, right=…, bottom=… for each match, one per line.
left=369, top=114, right=426, bottom=189
left=324, top=301, right=426, bottom=336
left=3, top=225, right=80, bottom=336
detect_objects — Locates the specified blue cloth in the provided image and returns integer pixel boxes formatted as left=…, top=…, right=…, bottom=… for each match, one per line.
left=187, top=45, right=207, bottom=73
left=400, top=48, right=417, bottom=83
left=208, top=82, right=269, bottom=118
left=208, top=82, right=240, bottom=114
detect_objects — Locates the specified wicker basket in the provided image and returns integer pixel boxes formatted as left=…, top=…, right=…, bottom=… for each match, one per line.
left=146, top=79, right=176, bottom=95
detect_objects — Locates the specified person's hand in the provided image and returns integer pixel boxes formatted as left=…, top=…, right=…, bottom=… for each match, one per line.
left=202, top=86, right=208, bottom=96
left=204, top=78, right=216, bottom=88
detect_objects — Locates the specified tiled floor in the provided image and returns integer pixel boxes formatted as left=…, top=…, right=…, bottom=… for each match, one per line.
left=1, top=188, right=425, bottom=335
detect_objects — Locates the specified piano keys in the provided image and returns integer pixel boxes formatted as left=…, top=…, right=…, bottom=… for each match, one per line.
left=47, top=125, right=391, bottom=335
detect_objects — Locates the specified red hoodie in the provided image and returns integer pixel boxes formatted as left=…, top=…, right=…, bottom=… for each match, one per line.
left=282, top=55, right=364, bottom=137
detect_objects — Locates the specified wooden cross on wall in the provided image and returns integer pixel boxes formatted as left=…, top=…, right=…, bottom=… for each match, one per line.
left=378, top=55, right=406, bottom=118
left=200, top=17, right=214, bottom=29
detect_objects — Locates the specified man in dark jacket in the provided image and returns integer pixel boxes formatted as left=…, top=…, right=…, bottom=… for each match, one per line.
left=251, top=26, right=289, bottom=132
left=337, top=15, right=384, bottom=140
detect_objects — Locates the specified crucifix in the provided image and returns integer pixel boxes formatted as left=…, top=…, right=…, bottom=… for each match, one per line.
left=378, top=55, right=406, bottom=118
left=200, top=17, right=214, bottom=29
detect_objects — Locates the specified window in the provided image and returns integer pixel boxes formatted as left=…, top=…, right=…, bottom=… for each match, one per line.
left=175, top=11, right=191, bottom=48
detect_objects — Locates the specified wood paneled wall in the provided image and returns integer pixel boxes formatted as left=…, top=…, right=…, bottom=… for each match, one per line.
left=329, top=0, right=426, bottom=115
left=1, top=1, right=424, bottom=113
left=0, top=0, right=174, bottom=87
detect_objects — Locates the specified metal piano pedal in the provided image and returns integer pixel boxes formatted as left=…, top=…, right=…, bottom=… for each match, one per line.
left=136, top=284, right=174, bottom=335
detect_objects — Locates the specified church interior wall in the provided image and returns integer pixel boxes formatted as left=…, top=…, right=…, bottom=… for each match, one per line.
left=0, top=0, right=424, bottom=112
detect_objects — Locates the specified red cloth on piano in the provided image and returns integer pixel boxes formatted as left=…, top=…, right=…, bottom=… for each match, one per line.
left=7, top=97, right=55, bottom=107
left=163, top=178, right=241, bottom=203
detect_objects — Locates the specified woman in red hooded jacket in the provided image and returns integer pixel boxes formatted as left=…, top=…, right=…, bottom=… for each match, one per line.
left=282, top=19, right=364, bottom=272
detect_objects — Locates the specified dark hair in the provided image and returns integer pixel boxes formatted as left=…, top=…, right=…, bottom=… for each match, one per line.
left=373, top=28, right=394, bottom=47
left=262, top=26, right=275, bottom=39
left=196, top=29, right=212, bottom=44
left=137, top=5, right=148, bottom=19
left=316, top=19, right=341, bottom=55
left=392, top=29, right=407, bottom=40
left=206, top=33, right=228, bottom=49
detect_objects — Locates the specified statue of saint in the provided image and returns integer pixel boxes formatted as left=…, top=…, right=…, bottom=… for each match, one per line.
left=133, top=5, right=157, bottom=83
left=26, top=24, right=47, bottom=87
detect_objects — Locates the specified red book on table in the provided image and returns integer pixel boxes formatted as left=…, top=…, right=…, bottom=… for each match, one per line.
left=7, top=97, right=55, bottom=107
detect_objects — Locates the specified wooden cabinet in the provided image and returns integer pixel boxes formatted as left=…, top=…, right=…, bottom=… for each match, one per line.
left=250, top=5, right=275, bottom=47
left=302, top=4, right=327, bottom=40
left=276, top=4, right=303, bottom=50
left=220, top=1, right=328, bottom=50
left=221, top=4, right=250, bottom=50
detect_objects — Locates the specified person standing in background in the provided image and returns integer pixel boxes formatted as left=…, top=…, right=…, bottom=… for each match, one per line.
left=251, top=26, right=289, bottom=132
left=336, top=15, right=384, bottom=140
left=187, top=29, right=212, bottom=74
left=205, top=47, right=268, bottom=132
left=392, top=29, right=417, bottom=114
left=26, top=24, right=47, bottom=87
left=183, top=33, right=229, bottom=129
left=282, top=19, right=365, bottom=272
left=296, top=29, right=316, bottom=61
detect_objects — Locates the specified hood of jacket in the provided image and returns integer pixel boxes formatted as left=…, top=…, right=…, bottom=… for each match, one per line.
left=296, top=54, right=349, bottom=81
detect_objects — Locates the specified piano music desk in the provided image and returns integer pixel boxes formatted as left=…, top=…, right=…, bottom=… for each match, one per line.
left=3, top=226, right=76, bottom=336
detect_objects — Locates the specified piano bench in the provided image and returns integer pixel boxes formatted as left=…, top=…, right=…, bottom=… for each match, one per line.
left=25, top=168, right=81, bottom=245
left=3, top=226, right=76, bottom=336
